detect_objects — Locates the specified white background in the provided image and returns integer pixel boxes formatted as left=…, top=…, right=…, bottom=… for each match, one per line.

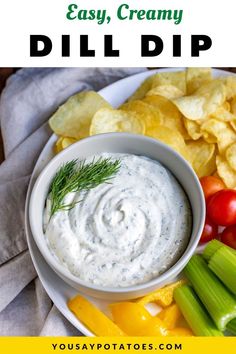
left=0, top=0, right=235, bottom=67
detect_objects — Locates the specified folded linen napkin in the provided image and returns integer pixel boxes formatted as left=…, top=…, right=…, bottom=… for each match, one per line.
left=0, top=67, right=146, bottom=336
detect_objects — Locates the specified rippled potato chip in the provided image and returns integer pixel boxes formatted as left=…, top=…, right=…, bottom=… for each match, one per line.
left=173, top=80, right=226, bottom=120
left=201, top=152, right=217, bottom=177
left=229, top=96, right=236, bottom=131
left=220, top=76, right=236, bottom=100
left=147, top=125, right=189, bottom=161
left=49, top=91, right=112, bottom=139
left=231, top=96, right=236, bottom=115
left=119, top=100, right=162, bottom=133
left=54, top=137, right=77, bottom=154
left=222, top=101, right=231, bottom=111
left=146, top=85, right=184, bottom=100
left=128, top=71, right=186, bottom=102
left=216, top=155, right=236, bottom=188
left=61, top=137, right=77, bottom=149
left=183, top=118, right=202, bottom=140
left=202, top=131, right=217, bottom=144
left=49, top=69, right=236, bottom=188
left=226, top=143, right=236, bottom=171
left=186, top=140, right=216, bottom=177
left=54, top=137, right=64, bottom=154
left=186, top=68, right=212, bottom=94
left=230, top=119, right=236, bottom=132
left=142, top=95, right=189, bottom=139
left=211, top=106, right=235, bottom=121
left=127, top=76, right=153, bottom=101
left=151, top=71, right=186, bottom=94
left=90, top=108, right=145, bottom=135
left=201, top=119, right=236, bottom=154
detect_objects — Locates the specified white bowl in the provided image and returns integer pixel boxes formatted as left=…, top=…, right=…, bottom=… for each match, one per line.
left=29, top=133, right=205, bottom=300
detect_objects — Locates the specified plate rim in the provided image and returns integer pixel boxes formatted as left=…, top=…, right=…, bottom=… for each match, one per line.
left=25, top=68, right=235, bottom=336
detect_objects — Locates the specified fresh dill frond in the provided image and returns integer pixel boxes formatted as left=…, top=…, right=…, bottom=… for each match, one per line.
left=49, top=157, right=121, bottom=217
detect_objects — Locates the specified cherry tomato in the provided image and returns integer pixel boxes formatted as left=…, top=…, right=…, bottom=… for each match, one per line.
left=220, top=225, right=236, bottom=250
left=200, top=176, right=225, bottom=200
left=207, top=189, right=236, bottom=226
left=199, top=216, right=218, bottom=244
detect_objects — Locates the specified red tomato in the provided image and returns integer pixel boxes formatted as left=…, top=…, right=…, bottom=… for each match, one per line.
left=200, top=176, right=225, bottom=200
left=207, top=189, right=236, bottom=226
left=199, top=216, right=218, bottom=244
left=220, top=225, right=236, bottom=250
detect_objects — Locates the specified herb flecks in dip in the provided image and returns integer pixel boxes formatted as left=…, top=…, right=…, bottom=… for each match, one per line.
left=44, top=153, right=192, bottom=287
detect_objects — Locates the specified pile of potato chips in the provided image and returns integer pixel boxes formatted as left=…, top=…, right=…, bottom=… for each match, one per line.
left=49, top=68, right=236, bottom=188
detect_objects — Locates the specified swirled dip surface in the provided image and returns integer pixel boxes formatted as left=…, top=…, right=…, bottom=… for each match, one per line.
left=44, top=153, right=192, bottom=287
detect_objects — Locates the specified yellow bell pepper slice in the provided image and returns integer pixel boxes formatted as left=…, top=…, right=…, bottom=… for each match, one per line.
left=158, top=304, right=182, bottom=329
left=110, top=302, right=154, bottom=335
left=169, top=327, right=194, bottom=336
left=136, top=317, right=169, bottom=336
left=68, top=295, right=125, bottom=336
left=137, top=280, right=186, bottom=307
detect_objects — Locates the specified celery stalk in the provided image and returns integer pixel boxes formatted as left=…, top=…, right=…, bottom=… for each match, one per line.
left=174, top=285, right=223, bottom=336
left=184, top=254, right=236, bottom=331
left=203, top=239, right=236, bottom=262
left=209, top=247, right=236, bottom=295
left=203, top=240, right=224, bottom=261
left=227, top=318, right=236, bottom=335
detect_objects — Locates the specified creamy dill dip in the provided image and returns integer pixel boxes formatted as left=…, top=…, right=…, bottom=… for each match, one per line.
left=44, top=153, right=192, bottom=287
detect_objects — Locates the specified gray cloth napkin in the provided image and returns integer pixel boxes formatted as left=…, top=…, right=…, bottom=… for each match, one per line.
left=0, top=67, right=146, bottom=336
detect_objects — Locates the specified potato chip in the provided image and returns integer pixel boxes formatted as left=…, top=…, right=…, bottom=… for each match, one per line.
left=213, top=171, right=221, bottom=178
left=231, top=96, right=236, bottom=115
left=216, top=155, right=236, bottom=188
left=183, top=118, right=202, bottom=140
left=230, top=97, right=236, bottom=131
left=186, top=68, right=212, bottom=94
left=48, top=68, right=236, bottom=187
left=90, top=108, right=145, bottom=135
left=150, top=71, right=186, bottom=94
left=146, top=85, right=184, bottom=100
left=119, top=100, right=163, bottom=133
left=222, top=101, right=231, bottom=111
left=127, top=75, right=153, bottom=101
left=219, top=76, right=236, bottom=100
left=147, top=125, right=190, bottom=161
left=201, top=118, right=236, bottom=154
left=230, top=119, right=236, bottom=132
left=200, top=151, right=217, bottom=177
left=202, top=132, right=217, bottom=144
left=173, top=80, right=226, bottom=120
left=142, top=95, right=189, bottom=139
left=49, top=91, right=112, bottom=139
left=61, top=137, right=77, bottom=149
left=54, top=137, right=77, bottom=153
left=211, top=106, right=235, bottom=121
left=54, top=137, right=64, bottom=154
left=226, top=143, right=236, bottom=171
left=186, top=140, right=216, bottom=177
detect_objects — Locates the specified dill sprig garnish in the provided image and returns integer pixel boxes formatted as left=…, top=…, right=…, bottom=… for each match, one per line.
left=48, top=157, right=121, bottom=217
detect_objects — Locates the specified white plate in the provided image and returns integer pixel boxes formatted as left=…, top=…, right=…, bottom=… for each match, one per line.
left=25, top=68, right=233, bottom=336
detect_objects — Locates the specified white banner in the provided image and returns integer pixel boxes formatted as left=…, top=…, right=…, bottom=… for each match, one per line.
left=0, top=0, right=235, bottom=67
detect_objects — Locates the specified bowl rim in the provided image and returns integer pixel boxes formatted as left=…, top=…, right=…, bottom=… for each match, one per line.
left=29, top=132, right=205, bottom=294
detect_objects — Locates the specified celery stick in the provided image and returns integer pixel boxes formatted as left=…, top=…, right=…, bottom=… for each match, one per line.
left=203, top=239, right=236, bottom=262
left=209, top=247, right=236, bottom=295
left=203, top=240, right=224, bottom=261
left=184, top=254, right=236, bottom=331
left=227, top=318, right=236, bottom=335
left=174, top=285, right=223, bottom=336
